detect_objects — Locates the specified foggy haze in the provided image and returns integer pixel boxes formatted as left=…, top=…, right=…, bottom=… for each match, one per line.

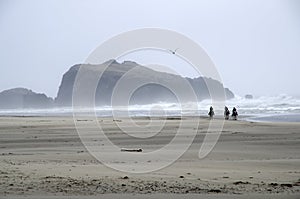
left=0, top=0, right=300, bottom=98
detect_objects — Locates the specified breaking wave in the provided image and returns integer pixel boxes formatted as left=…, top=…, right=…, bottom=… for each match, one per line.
left=0, top=94, right=299, bottom=119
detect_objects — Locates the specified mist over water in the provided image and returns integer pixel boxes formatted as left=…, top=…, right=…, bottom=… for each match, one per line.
left=225, top=94, right=300, bottom=115
left=1, top=94, right=300, bottom=122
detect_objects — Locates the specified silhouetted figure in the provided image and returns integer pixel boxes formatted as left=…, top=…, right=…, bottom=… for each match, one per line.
left=231, top=107, right=238, bottom=120
left=208, top=106, right=214, bottom=119
left=224, top=106, right=230, bottom=120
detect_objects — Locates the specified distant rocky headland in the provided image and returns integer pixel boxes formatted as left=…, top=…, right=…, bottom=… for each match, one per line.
left=0, top=88, right=53, bottom=109
left=0, top=60, right=234, bottom=109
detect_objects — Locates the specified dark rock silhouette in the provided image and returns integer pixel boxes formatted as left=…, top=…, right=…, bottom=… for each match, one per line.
left=55, top=60, right=234, bottom=106
left=0, top=88, right=54, bottom=109
left=0, top=60, right=235, bottom=109
left=245, top=94, right=253, bottom=99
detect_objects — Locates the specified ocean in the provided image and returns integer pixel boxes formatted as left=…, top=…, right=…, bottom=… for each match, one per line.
left=0, top=94, right=300, bottom=123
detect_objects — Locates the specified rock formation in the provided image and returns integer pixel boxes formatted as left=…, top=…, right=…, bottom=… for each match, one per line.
left=0, top=88, right=54, bottom=109
left=55, top=60, right=234, bottom=106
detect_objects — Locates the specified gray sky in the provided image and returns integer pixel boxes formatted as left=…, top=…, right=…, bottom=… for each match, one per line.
left=1, top=0, right=300, bottom=98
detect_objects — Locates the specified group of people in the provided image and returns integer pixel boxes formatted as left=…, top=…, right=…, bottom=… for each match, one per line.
left=208, top=106, right=238, bottom=120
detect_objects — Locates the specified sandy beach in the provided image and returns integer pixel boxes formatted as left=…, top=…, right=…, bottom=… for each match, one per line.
left=0, top=116, right=299, bottom=198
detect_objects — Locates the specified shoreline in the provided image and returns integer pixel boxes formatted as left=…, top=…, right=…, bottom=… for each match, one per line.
left=244, top=113, right=300, bottom=123
left=0, top=104, right=299, bottom=123
left=1, top=113, right=300, bottom=123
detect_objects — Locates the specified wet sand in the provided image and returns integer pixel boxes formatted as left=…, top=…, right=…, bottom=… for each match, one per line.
left=0, top=116, right=299, bottom=198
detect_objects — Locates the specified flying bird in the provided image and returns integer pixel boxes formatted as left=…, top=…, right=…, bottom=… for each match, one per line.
left=169, top=48, right=179, bottom=55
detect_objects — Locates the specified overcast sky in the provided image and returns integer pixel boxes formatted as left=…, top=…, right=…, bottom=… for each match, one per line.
left=0, top=0, right=300, bottom=98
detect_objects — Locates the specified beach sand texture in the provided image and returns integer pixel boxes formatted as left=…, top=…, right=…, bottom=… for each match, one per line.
left=0, top=116, right=299, bottom=198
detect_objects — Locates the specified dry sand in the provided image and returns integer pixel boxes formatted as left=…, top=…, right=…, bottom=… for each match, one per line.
left=0, top=116, right=299, bottom=198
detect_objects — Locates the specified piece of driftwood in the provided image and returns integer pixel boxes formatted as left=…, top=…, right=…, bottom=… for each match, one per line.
left=120, top=148, right=142, bottom=152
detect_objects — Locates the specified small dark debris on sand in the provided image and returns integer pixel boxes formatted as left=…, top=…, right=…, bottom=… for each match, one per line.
left=280, top=183, right=293, bottom=188
left=233, top=181, right=251, bottom=185
left=293, top=180, right=300, bottom=186
left=208, top=189, right=222, bottom=193
left=269, top=182, right=278, bottom=186
left=76, top=119, right=91, bottom=122
left=121, top=148, right=142, bottom=152
left=166, top=117, right=182, bottom=120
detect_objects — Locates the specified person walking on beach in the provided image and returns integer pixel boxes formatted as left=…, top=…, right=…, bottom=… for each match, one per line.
left=208, top=106, right=214, bottom=119
left=231, top=107, right=238, bottom=120
left=224, top=106, right=230, bottom=120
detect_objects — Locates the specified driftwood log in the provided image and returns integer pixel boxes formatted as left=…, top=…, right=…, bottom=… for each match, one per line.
left=120, top=148, right=143, bottom=152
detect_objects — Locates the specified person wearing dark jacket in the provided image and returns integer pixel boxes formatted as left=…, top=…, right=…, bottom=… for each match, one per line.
left=224, top=106, right=230, bottom=120
left=232, top=107, right=238, bottom=120
left=208, top=106, right=214, bottom=119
